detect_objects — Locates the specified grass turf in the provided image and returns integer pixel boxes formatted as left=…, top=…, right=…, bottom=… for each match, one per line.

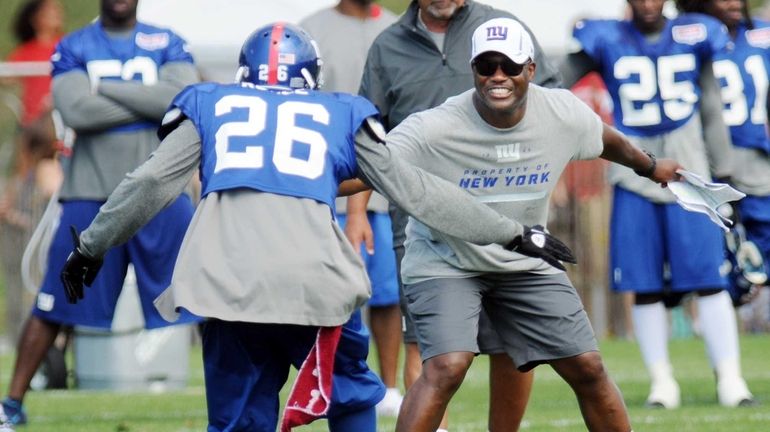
left=6, top=333, right=770, bottom=431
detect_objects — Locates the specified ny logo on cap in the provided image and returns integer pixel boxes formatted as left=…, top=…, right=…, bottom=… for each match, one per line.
left=486, top=26, right=508, bottom=41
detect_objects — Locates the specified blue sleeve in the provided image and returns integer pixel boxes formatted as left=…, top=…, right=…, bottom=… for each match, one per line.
left=348, top=95, right=379, bottom=134
left=678, top=14, right=729, bottom=61
left=572, top=20, right=609, bottom=63
left=699, top=14, right=730, bottom=60
left=334, top=93, right=379, bottom=177
left=51, top=32, right=84, bottom=77
left=158, top=83, right=203, bottom=139
left=707, top=17, right=730, bottom=58
left=172, top=83, right=210, bottom=120
left=165, top=31, right=195, bottom=64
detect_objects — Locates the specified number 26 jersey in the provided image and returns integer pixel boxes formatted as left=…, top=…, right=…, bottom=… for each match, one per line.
left=169, top=83, right=378, bottom=211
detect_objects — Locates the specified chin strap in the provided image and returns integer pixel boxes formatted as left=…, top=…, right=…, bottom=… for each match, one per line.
left=300, top=68, right=317, bottom=89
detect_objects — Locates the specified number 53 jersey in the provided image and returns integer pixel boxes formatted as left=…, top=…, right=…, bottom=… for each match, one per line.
left=170, top=82, right=377, bottom=211
left=572, top=14, right=728, bottom=137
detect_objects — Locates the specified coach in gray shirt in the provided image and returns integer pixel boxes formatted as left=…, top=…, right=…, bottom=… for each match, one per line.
left=389, top=17, right=684, bottom=432
left=355, top=1, right=562, bottom=428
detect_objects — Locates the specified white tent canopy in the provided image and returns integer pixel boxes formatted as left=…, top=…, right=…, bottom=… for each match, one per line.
left=483, top=0, right=627, bottom=53
left=138, top=0, right=627, bottom=83
left=137, top=0, right=337, bottom=82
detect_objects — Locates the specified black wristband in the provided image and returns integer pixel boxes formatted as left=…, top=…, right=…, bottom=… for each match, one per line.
left=634, top=150, right=657, bottom=178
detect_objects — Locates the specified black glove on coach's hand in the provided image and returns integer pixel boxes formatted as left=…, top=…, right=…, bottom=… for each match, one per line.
left=60, top=225, right=103, bottom=304
left=506, top=225, right=577, bottom=271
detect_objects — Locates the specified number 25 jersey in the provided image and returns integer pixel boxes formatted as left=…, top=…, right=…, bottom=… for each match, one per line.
left=572, top=14, right=728, bottom=137
left=169, top=83, right=378, bottom=211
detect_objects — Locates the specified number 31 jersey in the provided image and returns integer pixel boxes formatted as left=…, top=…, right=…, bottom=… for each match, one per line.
left=713, top=19, right=770, bottom=154
left=572, top=14, right=728, bottom=137
left=169, top=83, right=378, bottom=211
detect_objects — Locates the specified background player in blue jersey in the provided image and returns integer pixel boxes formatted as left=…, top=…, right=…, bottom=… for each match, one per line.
left=561, top=0, right=753, bottom=408
left=678, top=0, right=770, bottom=305
left=58, top=22, right=555, bottom=432
left=1, top=0, right=200, bottom=425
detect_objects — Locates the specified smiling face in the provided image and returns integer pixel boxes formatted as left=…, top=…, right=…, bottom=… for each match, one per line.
left=471, top=52, right=535, bottom=128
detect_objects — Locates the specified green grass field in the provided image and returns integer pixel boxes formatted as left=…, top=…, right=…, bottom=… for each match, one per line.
left=4, top=334, right=769, bottom=431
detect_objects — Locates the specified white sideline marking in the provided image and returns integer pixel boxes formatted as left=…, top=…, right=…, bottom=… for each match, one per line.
left=516, top=412, right=770, bottom=429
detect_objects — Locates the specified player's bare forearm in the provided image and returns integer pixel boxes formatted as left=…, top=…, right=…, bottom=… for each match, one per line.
left=347, top=190, right=372, bottom=215
left=338, top=179, right=370, bottom=196
left=600, top=123, right=682, bottom=185
left=344, top=190, right=374, bottom=253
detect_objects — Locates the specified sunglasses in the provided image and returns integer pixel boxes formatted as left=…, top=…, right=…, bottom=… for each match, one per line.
left=472, top=57, right=530, bottom=77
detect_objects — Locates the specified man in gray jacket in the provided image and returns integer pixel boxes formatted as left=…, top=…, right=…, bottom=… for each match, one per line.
left=351, top=0, right=561, bottom=429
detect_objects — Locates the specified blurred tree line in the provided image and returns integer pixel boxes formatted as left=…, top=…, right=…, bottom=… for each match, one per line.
left=0, top=0, right=412, bottom=58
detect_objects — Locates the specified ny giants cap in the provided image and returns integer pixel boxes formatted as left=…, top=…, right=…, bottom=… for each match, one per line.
left=470, top=17, right=535, bottom=64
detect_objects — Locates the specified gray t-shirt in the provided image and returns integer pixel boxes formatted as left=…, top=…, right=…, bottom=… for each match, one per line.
left=301, top=6, right=396, bottom=214
left=731, top=148, right=770, bottom=196
left=301, top=6, right=396, bottom=95
left=387, top=86, right=604, bottom=284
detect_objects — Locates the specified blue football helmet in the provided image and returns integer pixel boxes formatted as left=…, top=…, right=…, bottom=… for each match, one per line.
left=720, top=204, right=768, bottom=306
left=236, top=22, right=322, bottom=90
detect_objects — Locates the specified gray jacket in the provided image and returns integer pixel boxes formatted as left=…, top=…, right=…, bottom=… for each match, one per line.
left=359, top=0, right=561, bottom=131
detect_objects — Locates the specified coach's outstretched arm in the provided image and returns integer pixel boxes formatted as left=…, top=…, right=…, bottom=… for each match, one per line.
left=352, top=118, right=524, bottom=247
left=599, top=123, right=683, bottom=185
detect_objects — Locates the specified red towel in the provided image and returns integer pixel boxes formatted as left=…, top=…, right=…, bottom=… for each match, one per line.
left=280, top=325, right=342, bottom=431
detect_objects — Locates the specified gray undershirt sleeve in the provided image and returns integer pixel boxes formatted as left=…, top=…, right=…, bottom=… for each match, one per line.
left=558, top=51, right=598, bottom=89
left=698, top=61, right=734, bottom=178
left=353, top=128, right=523, bottom=246
left=53, top=71, right=142, bottom=132
left=98, top=62, right=199, bottom=121
left=80, top=120, right=201, bottom=258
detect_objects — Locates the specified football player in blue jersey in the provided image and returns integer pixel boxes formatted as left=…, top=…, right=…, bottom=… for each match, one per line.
left=678, top=0, right=768, bottom=395
left=1, top=0, right=201, bottom=425
left=561, top=0, right=753, bottom=408
left=57, top=22, right=556, bottom=432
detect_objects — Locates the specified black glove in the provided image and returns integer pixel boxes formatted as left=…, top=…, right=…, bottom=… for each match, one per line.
left=506, top=225, right=577, bottom=271
left=60, top=225, right=103, bottom=304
